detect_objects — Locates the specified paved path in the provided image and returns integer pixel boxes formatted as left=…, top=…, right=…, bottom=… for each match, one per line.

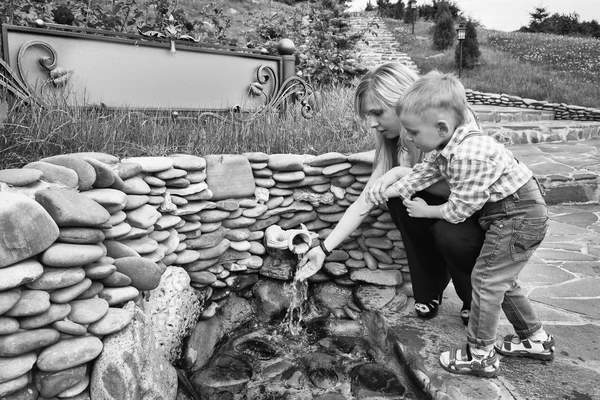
left=390, top=140, right=600, bottom=400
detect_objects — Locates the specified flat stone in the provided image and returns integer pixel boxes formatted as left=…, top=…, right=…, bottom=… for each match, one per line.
left=221, top=216, right=257, bottom=229
left=155, top=214, right=182, bottom=230
left=350, top=363, right=406, bottom=398
left=322, top=162, right=352, bottom=176
left=39, top=243, right=104, bottom=267
left=0, top=193, right=59, bottom=268
left=0, top=288, right=22, bottom=316
left=114, top=257, right=163, bottom=291
left=169, top=182, right=209, bottom=197
left=530, top=277, right=600, bottom=318
left=347, top=150, right=375, bottom=164
left=103, top=239, right=140, bottom=258
left=24, top=161, right=79, bottom=189
left=81, top=188, right=128, bottom=209
left=0, top=169, right=42, bottom=186
left=243, top=152, right=270, bottom=162
left=76, top=281, right=104, bottom=300
left=205, top=155, right=255, bottom=200
left=35, top=189, right=111, bottom=227
left=306, top=152, right=348, bottom=167
left=26, top=266, right=85, bottom=290
left=0, top=316, right=19, bottom=335
left=120, top=176, right=151, bottom=195
left=81, top=156, right=117, bottom=188
left=36, top=336, right=103, bottom=372
left=49, top=278, right=93, bottom=303
left=57, top=227, right=105, bottom=244
left=50, top=319, right=87, bottom=336
left=100, top=271, right=132, bottom=287
left=83, top=263, right=116, bottom=280
left=185, top=170, right=207, bottom=183
left=121, top=156, right=173, bottom=173
left=4, top=289, right=50, bottom=317
left=0, top=259, right=43, bottom=291
left=88, top=307, right=134, bottom=336
left=267, top=154, right=304, bottom=171
left=33, top=364, right=86, bottom=398
left=353, top=285, right=396, bottom=311
left=272, top=171, right=305, bottom=182
left=195, top=239, right=230, bottom=260
left=168, top=154, right=206, bottom=170
left=68, top=297, right=109, bottom=324
left=0, top=328, right=60, bottom=357
left=114, top=162, right=142, bottom=179
left=18, top=303, right=71, bottom=330
left=119, top=237, right=159, bottom=255
left=125, top=204, right=160, bottom=229
left=349, top=269, right=403, bottom=286
left=124, top=194, right=150, bottom=210
left=38, top=155, right=96, bottom=191
left=0, top=352, right=37, bottom=384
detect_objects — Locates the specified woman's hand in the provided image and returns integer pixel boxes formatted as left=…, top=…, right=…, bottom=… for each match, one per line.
left=295, top=245, right=326, bottom=281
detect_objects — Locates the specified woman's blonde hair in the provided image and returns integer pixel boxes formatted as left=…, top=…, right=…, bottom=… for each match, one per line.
left=354, top=63, right=422, bottom=173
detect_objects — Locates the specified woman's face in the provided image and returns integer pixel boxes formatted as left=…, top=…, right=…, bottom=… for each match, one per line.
left=361, top=93, right=401, bottom=140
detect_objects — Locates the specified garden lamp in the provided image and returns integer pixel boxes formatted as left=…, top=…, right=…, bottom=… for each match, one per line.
left=410, top=0, right=417, bottom=35
left=456, top=23, right=466, bottom=77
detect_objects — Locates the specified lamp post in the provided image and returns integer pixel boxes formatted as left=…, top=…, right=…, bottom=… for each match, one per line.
left=410, top=0, right=417, bottom=35
left=456, top=23, right=466, bottom=78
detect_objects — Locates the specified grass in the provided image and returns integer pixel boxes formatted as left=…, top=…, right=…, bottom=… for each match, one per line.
left=2, top=5, right=600, bottom=169
left=384, top=19, right=600, bottom=109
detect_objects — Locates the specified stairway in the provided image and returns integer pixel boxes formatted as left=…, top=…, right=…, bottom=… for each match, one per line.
left=348, top=11, right=419, bottom=72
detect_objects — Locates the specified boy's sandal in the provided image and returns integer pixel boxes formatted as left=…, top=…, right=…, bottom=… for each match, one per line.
left=414, top=300, right=439, bottom=319
left=494, top=334, right=555, bottom=361
left=440, top=344, right=499, bottom=378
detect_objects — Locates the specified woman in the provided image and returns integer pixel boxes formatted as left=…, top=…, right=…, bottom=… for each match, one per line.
left=296, top=63, right=485, bottom=324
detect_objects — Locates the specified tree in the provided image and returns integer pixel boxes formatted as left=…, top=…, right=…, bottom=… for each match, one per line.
left=529, top=6, right=550, bottom=32
left=433, top=8, right=455, bottom=50
left=455, top=19, right=480, bottom=69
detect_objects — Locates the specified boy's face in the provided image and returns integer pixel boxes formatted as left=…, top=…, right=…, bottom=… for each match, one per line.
left=362, top=94, right=400, bottom=140
left=400, top=112, right=452, bottom=152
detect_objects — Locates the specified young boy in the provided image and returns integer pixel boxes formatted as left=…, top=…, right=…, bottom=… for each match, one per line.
left=366, top=70, right=555, bottom=377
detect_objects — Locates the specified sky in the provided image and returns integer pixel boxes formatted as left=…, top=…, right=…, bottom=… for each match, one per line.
left=347, top=0, right=600, bottom=32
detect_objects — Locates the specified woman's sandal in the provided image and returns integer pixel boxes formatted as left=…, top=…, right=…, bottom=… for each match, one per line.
left=460, top=307, right=470, bottom=326
left=414, top=299, right=440, bottom=319
left=439, top=344, right=500, bottom=378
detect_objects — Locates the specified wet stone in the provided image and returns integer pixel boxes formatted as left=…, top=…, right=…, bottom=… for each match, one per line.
left=304, top=353, right=339, bottom=390
left=190, top=353, right=252, bottom=389
left=354, top=285, right=396, bottom=311
left=350, top=363, right=406, bottom=399
left=235, top=338, right=278, bottom=360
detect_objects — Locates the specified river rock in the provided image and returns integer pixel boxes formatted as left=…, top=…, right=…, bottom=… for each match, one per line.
left=24, top=161, right=79, bottom=189
left=26, top=267, right=85, bottom=290
left=103, top=240, right=140, bottom=259
left=79, top=156, right=116, bottom=188
left=0, top=317, right=19, bottom=335
left=113, top=257, right=162, bottom=291
left=0, top=259, right=43, bottom=292
left=0, top=169, right=42, bottom=186
left=353, top=285, right=396, bottom=311
left=4, top=290, right=50, bottom=317
left=0, top=328, right=60, bottom=357
left=97, top=286, right=139, bottom=306
left=267, top=154, right=304, bottom=171
left=125, top=204, right=160, bottom=229
left=52, top=319, right=87, bottom=336
left=36, top=336, right=103, bottom=372
left=49, top=278, right=93, bottom=303
left=33, top=364, right=87, bottom=398
left=68, top=297, right=109, bottom=324
left=18, top=303, right=71, bottom=330
left=88, top=306, right=133, bottom=336
left=205, top=155, right=255, bottom=201
left=58, top=227, right=105, bottom=244
left=0, top=373, right=29, bottom=397
left=0, top=192, right=59, bottom=268
left=306, top=152, right=348, bottom=167
left=169, top=154, right=206, bottom=171
left=35, top=189, right=110, bottom=227
left=39, top=243, right=104, bottom=267
left=119, top=237, right=158, bottom=255
left=38, top=155, right=96, bottom=191
left=0, top=288, right=22, bottom=316
left=121, top=156, right=174, bottom=173
left=180, top=313, right=224, bottom=371
left=349, top=269, right=403, bottom=286
left=0, top=352, right=37, bottom=384
left=90, top=302, right=177, bottom=400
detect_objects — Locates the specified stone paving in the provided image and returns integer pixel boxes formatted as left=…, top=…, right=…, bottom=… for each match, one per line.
left=390, top=139, right=600, bottom=400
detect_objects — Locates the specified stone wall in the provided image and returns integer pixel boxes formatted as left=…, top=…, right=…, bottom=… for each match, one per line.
left=0, top=150, right=409, bottom=398
left=466, top=89, right=600, bottom=122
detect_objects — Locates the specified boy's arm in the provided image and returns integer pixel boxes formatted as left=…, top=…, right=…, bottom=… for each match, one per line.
left=386, top=159, right=443, bottom=200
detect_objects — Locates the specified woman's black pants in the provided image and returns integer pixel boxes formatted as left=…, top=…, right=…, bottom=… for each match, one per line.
left=387, top=191, right=485, bottom=308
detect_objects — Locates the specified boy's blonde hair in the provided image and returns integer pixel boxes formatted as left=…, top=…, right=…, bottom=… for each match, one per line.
left=396, top=70, right=468, bottom=127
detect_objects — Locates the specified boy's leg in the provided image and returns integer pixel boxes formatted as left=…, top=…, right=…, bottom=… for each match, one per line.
left=387, top=194, right=449, bottom=306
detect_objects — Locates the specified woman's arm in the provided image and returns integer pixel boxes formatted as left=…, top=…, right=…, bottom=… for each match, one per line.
left=295, top=160, right=387, bottom=281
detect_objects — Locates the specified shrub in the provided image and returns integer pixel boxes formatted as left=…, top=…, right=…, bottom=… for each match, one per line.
left=365, top=1, right=375, bottom=12
left=433, top=9, right=455, bottom=50
left=455, top=19, right=480, bottom=69
left=377, top=0, right=404, bottom=19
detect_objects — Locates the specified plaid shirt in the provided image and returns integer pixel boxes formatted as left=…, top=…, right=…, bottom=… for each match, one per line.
left=391, top=124, right=532, bottom=223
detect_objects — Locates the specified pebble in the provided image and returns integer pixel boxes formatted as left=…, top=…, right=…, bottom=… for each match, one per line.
left=121, top=156, right=173, bottom=173
left=97, top=286, right=140, bottom=306
left=68, top=297, right=109, bottom=324
left=49, top=278, right=93, bottom=303
left=113, top=257, right=163, bottom=291
left=18, top=303, right=71, bottom=330
left=33, top=364, right=86, bottom=398
left=169, top=154, right=206, bottom=170
left=0, top=168, right=42, bottom=186
left=0, top=373, right=29, bottom=397
left=35, top=189, right=111, bottom=227
left=39, top=155, right=96, bottom=191
left=24, top=161, right=79, bottom=189
left=58, top=227, right=105, bottom=244
left=36, top=336, right=103, bottom=372
left=88, top=307, right=134, bottom=336
left=0, top=352, right=37, bottom=384
left=4, top=290, right=50, bottom=317
left=39, top=243, right=104, bottom=267
left=125, top=204, right=160, bottom=229
left=0, top=288, right=22, bottom=316
left=26, top=267, right=86, bottom=290
left=0, top=316, right=19, bottom=335
left=120, top=176, right=151, bottom=195
left=83, top=263, right=116, bottom=280
left=306, top=152, right=348, bottom=167
left=82, top=156, right=117, bottom=188
left=0, top=328, right=60, bottom=357
left=267, top=154, right=304, bottom=171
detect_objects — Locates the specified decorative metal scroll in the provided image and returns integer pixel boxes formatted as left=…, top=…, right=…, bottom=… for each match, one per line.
left=175, top=64, right=317, bottom=126
left=14, top=40, right=72, bottom=105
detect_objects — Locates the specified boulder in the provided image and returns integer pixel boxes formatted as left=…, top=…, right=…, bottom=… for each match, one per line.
left=90, top=302, right=177, bottom=400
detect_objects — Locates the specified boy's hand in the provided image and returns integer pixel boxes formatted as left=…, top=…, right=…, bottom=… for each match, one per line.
left=366, top=170, right=398, bottom=205
left=403, top=197, right=429, bottom=218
